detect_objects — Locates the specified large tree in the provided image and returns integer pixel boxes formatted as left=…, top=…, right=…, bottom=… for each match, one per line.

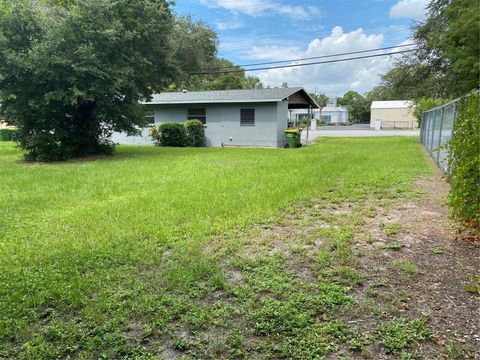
left=372, top=0, right=479, bottom=101
left=242, top=75, right=264, bottom=90
left=310, top=93, right=329, bottom=121
left=187, top=59, right=264, bottom=91
left=169, top=15, right=218, bottom=91
left=0, top=0, right=214, bottom=161
left=338, top=91, right=370, bottom=123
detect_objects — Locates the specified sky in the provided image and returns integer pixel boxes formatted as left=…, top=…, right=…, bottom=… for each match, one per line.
left=174, top=0, right=429, bottom=96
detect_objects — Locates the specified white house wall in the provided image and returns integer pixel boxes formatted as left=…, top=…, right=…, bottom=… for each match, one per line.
left=113, top=102, right=288, bottom=147
left=321, top=110, right=348, bottom=123
left=291, top=109, right=348, bottom=124
left=111, top=127, right=152, bottom=145
left=276, top=100, right=288, bottom=146
left=370, top=108, right=417, bottom=128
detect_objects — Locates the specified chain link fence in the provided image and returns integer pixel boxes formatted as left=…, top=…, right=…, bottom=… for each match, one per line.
left=420, top=100, right=458, bottom=171
left=420, top=91, right=479, bottom=171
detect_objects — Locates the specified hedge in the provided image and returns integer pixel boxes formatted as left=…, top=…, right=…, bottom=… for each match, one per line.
left=446, top=92, right=480, bottom=241
left=184, top=119, right=205, bottom=147
left=150, top=121, right=205, bottom=147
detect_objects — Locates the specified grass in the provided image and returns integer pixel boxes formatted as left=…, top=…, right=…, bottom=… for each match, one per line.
left=393, top=260, right=420, bottom=278
left=383, top=222, right=404, bottom=237
left=377, top=317, right=431, bottom=354
left=0, top=138, right=432, bottom=358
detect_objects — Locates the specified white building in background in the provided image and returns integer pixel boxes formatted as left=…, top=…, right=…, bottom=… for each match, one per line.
left=319, top=97, right=349, bottom=124
left=290, top=96, right=349, bottom=129
left=370, top=100, right=416, bottom=129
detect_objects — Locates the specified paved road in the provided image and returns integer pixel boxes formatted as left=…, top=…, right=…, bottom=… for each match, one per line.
left=302, top=124, right=419, bottom=141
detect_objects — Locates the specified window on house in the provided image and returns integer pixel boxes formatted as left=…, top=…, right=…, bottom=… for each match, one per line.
left=188, top=108, right=206, bottom=124
left=144, top=110, right=155, bottom=125
left=240, top=109, right=255, bottom=126
left=321, top=115, right=331, bottom=123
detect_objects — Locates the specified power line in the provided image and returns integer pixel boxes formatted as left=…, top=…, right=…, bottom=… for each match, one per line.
left=201, top=43, right=417, bottom=70
left=191, top=49, right=416, bottom=75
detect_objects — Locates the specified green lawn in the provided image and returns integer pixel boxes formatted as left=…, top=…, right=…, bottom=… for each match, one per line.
left=0, top=138, right=432, bottom=358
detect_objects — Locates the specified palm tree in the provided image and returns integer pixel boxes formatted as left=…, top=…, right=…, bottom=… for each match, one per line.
left=312, top=93, right=329, bottom=123
left=242, top=76, right=264, bottom=89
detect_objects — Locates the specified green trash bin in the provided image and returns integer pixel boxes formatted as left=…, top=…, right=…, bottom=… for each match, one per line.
left=284, top=129, right=302, bottom=148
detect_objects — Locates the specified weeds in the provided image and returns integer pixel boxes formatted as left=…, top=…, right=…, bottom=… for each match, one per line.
left=383, top=223, right=404, bottom=237
left=393, top=260, right=420, bottom=277
left=377, top=317, right=431, bottom=353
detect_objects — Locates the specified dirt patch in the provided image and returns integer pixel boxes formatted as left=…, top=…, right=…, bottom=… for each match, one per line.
left=217, top=170, right=479, bottom=358
left=355, top=171, right=480, bottom=357
left=169, top=169, right=479, bottom=358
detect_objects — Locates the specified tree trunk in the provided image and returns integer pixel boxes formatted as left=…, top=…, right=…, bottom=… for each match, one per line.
left=74, top=101, right=99, bottom=155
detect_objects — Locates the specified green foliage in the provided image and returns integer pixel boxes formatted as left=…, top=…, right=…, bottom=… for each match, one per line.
left=338, top=91, right=370, bottom=123
left=150, top=120, right=205, bottom=147
left=170, top=15, right=218, bottom=88
left=446, top=93, right=480, bottom=240
left=392, top=260, right=419, bottom=278
left=377, top=317, right=431, bottom=353
left=413, top=98, right=447, bottom=126
left=382, top=242, right=403, bottom=250
left=310, top=93, right=329, bottom=109
left=371, top=63, right=446, bottom=101
left=374, top=0, right=479, bottom=100
left=184, top=119, right=205, bottom=147
left=188, top=58, right=245, bottom=91
left=0, top=128, right=18, bottom=141
left=242, top=76, right=264, bottom=89
left=382, top=222, right=403, bottom=237
left=464, top=274, right=480, bottom=295
left=278, top=322, right=350, bottom=358
left=150, top=122, right=187, bottom=147
left=310, top=93, right=329, bottom=123
left=0, top=0, right=216, bottom=161
left=415, top=0, right=480, bottom=97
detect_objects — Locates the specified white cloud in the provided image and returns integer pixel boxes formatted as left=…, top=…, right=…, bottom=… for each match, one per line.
left=254, top=27, right=400, bottom=96
left=390, top=0, right=428, bottom=20
left=219, top=35, right=301, bottom=60
left=216, top=19, right=244, bottom=30
left=199, top=0, right=320, bottom=20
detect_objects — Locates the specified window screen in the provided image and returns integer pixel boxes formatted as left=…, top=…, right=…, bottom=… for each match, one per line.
left=144, top=111, right=155, bottom=125
left=188, top=108, right=206, bottom=124
left=240, top=109, right=255, bottom=126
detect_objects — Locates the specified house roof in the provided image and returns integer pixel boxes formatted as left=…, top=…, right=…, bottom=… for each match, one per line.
left=145, top=87, right=318, bottom=108
left=371, top=100, right=413, bottom=109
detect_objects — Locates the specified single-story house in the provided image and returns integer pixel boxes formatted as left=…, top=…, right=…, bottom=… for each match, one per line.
left=112, top=87, right=318, bottom=147
left=370, top=100, right=416, bottom=129
left=289, top=96, right=348, bottom=129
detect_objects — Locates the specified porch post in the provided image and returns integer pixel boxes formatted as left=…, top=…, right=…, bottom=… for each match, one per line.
left=306, top=107, right=310, bottom=145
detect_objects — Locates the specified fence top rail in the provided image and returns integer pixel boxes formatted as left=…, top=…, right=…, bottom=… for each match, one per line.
left=422, top=89, right=480, bottom=115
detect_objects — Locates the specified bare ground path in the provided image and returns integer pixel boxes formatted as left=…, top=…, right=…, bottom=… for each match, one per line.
left=199, top=167, right=480, bottom=359
left=350, top=172, right=480, bottom=358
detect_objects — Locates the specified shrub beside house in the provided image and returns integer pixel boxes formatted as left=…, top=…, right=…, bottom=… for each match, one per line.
left=150, top=119, right=205, bottom=147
